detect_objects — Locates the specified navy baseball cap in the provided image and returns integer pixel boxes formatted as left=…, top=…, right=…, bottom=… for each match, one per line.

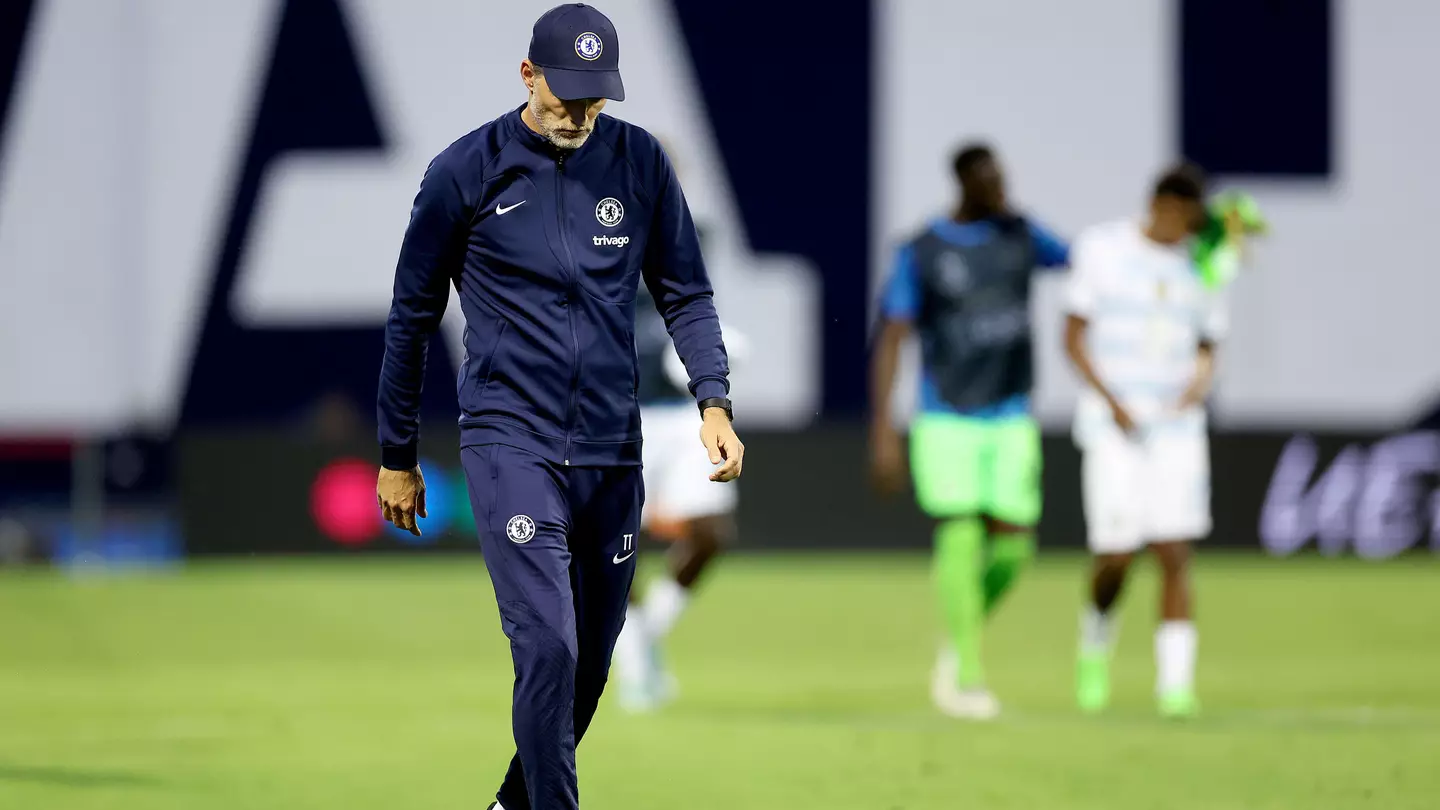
left=528, top=4, right=625, bottom=102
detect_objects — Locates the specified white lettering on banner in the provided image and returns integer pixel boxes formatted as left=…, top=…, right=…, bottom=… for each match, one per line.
left=1359, top=434, right=1440, bottom=558
left=1260, top=432, right=1440, bottom=559
left=1259, top=435, right=1316, bottom=556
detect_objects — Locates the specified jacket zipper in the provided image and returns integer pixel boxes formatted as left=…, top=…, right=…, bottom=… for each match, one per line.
left=555, top=152, right=581, bottom=465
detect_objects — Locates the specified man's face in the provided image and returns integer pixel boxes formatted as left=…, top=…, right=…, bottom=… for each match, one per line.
left=526, top=64, right=606, bottom=150
left=962, top=157, right=1007, bottom=212
left=1149, top=196, right=1205, bottom=244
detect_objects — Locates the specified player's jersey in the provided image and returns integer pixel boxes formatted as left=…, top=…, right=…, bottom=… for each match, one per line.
left=882, top=216, right=1069, bottom=416
left=1064, top=218, right=1227, bottom=444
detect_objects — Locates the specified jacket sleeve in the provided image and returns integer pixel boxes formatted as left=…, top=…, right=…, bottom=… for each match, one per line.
left=641, top=147, right=730, bottom=406
left=377, top=157, right=467, bottom=470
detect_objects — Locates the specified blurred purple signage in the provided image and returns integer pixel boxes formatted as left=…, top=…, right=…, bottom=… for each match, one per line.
left=1261, top=432, right=1440, bottom=559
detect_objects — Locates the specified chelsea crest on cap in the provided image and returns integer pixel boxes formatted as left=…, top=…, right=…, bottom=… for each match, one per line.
left=528, top=4, right=625, bottom=102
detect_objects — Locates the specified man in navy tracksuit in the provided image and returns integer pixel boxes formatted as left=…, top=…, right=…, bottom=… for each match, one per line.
left=374, top=6, right=744, bottom=809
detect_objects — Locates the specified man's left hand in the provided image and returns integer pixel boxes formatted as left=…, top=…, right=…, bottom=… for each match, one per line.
left=1177, top=346, right=1216, bottom=411
left=1176, top=376, right=1211, bottom=411
left=700, top=408, right=744, bottom=482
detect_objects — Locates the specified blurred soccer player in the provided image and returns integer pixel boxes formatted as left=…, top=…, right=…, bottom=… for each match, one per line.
left=871, top=143, right=1068, bottom=720
left=1063, top=164, right=1243, bottom=719
left=614, top=268, right=749, bottom=711
left=374, top=6, right=743, bottom=809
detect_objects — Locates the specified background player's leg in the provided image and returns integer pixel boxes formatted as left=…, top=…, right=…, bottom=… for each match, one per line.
left=639, top=409, right=740, bottom=643
left=1091, top=553, right=1130, bottom=608
left=1076, top=552, right=1132, bottom=715
left=1152, top=540, right=1192, bottom=621
left=910, top=414, right=994, bottom=718
left=1151, top=540, right=1198, bottom=717
left=665, top=513, right=730, bottom=587
left=614, top=548, right=659, bottom=712
left=615, top=555, right=656, bottom=708
left=616, top=407, right=676, bottom=711
left=934, top=516, right=985, bottom=687
left=982, top=416, right=1043, bottom=615
left=1085, top=552, right=1133, bottom=646
left=614, top=589, right=653, bottom=711
left=461, top=445, right=579, bottom=810
left=623, top=406, right=741, bottom=711
left=1144, top=431, right=1207, bottom=718
left=1076, top=432, right=1145, bottom=713
left=643, top=513, right=732, bottom=641
left=618, top=513, right=731, bottom=713
left=568, top=465, right=642, bottom=746
left=982, top=517, right=1034, bottom=614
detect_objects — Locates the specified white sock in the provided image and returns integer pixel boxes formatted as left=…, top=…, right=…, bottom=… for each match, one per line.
left=614, top=605, right=649, bottom=678
left=1080, top=606, right=1115, bottom=655
left=1155, top=620, right=1197, bottom=694
left=642, top=577, right=689, bottom=639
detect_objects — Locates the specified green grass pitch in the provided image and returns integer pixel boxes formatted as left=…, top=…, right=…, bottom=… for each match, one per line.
left=1, top=552, right=1437, bottom=809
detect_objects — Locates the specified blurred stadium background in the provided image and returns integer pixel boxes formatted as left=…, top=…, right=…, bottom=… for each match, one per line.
left=2, top=0, right=1438, bottom=808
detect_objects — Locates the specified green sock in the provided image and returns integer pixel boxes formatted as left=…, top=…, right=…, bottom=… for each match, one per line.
left=983, top=532, right=1035, bottom=615
left=934, top=517, right=985, bottom=688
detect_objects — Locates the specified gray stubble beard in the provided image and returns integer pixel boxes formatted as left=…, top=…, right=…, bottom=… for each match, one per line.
left=529, top=92, right=591, bottom=151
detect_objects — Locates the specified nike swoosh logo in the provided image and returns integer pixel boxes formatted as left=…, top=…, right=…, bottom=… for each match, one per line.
left=496, top=201, right=526, bottom=215
left=612, top=550, right=636, bottom=564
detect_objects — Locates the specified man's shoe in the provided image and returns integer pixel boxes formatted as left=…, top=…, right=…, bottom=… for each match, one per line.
left=1158, top=688, right=1200, bottom=720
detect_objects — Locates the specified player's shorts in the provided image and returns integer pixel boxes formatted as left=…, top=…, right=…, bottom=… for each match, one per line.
left=1081, top=428, right=1211, bottom=554
left=909, top=412, right=1042, bottom=525
left=640, top=403, right=738, bottom=526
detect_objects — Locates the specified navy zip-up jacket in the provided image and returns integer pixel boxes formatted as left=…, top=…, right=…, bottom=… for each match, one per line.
left=378, top=106, right=730, bottom=469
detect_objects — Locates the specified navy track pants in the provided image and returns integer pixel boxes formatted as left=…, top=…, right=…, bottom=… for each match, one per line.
left=462, top=443, right=641, bottom=810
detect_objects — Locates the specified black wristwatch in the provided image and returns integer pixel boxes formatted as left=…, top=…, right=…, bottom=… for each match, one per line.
left=698, top=397, right=734, bottom=422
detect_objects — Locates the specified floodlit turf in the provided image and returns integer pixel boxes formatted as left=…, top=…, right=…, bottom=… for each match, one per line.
left=0, top=552, right=1437, bottom=809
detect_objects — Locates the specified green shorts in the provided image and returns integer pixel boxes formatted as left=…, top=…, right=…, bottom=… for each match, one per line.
left=909, top=412, right=1042, bottom=525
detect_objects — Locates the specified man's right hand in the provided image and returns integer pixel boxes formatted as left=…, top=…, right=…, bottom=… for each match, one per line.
left=1107, top=397, right=1138, bottom=436
left=377, top=466, right=427, bottom=536
left=870, top=425, right=907, bottom=495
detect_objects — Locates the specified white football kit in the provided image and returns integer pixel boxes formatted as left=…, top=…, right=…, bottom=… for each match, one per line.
left=1065, top=220, right=1227, bottom=554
